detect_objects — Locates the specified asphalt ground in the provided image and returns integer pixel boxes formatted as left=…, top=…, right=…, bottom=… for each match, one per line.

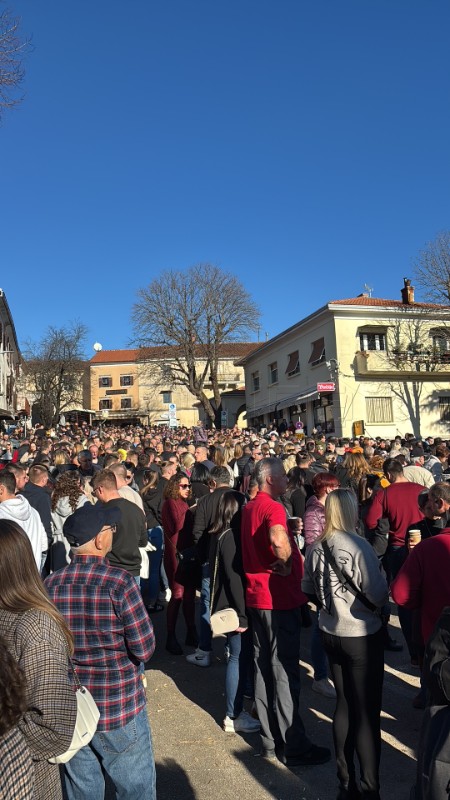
left=143, top=605, right=422, bottom=800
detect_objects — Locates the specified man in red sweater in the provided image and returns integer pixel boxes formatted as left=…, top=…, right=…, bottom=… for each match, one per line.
left=365, top=458, right=424, bottom=577
left=366, top=458, right=424, bottom=658
left=241, top=457, right=330, bottom=768
left=391, top=526, right=450, bottom=646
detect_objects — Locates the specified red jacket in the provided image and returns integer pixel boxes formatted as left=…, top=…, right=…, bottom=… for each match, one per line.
left=391, top=529, right=450, bottom=644
left=365, top=481, right=424, bottom=547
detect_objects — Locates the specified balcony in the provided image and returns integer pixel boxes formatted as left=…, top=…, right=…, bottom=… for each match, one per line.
left=354, top=349, right=450, bottom=377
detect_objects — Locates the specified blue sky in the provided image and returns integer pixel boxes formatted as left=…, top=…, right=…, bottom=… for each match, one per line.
left=2, top=0, right=450, bottom=357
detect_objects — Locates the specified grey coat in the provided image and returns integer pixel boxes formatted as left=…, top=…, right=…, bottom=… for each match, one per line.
left=0, top=608, right=77, bottom=800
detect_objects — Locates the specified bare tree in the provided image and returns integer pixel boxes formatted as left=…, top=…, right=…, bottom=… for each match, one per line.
left=133, top=264, right=260, bottom=427
left=22, top=323, right=88, bottom=428
left=413, top=231, right=450, bottom=304
left=0, top=4, right=30, bottom=121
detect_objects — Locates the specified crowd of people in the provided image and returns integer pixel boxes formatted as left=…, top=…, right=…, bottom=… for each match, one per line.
left=0, top=418, right=449, bottom=799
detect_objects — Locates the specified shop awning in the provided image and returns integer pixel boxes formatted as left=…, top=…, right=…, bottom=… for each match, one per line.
left=296, top=389, right=319, bottom=403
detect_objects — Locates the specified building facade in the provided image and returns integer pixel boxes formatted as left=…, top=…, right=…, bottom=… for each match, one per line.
left=238, top=281, right=450, bottom=439
left=89, top=344, right=258, bottom=428
left=0, top=290, right=21, bottom=422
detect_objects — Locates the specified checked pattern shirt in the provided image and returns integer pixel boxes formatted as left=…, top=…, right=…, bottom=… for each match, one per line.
left=45, top=554, right=155, bottom=730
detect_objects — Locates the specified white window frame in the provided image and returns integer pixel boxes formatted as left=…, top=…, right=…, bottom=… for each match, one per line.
left=268, top=362, right=278, bottom=385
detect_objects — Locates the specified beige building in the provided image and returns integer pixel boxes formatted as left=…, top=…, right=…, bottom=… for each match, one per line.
left=0, top=289, right=22, bottom=423
left=89, top=344, right=258, bottom=428
left=238, top=281, right=450, bottom=439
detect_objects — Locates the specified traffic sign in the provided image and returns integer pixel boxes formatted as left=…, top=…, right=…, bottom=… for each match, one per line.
left=317, top=382, right=336, bottom=392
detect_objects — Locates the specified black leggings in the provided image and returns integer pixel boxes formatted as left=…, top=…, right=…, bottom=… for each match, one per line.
left=322, top=628, right=384, bottom=796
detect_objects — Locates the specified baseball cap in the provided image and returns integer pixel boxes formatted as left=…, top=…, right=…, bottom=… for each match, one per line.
left=63, top=504, right=122, bottom=547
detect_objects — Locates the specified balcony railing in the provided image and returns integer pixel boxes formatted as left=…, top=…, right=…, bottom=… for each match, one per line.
left=354, top=349, right=450, bottom=376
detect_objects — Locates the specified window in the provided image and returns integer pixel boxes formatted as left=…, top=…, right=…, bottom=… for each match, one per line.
left=286, top=351, right=300, bottom=376
left=121, top=397, right=132, bottom=409
left=99, top=399, right=112, bottom=410
left=268, top=362, right=278, bottom=385
left=120, top=375, right=134, bottom=387
left=161, top=391, right=172, bottom=404
left=99, top=376, right=112, bottom=388
left=439, top=397, right=450, bottom=422
left=432, top=335, right=450, bottom=353
left=359, top=332, right=386, bottom=351
left=251, top=371, right=260, bottom=392
left=309, top=337, right=325, bottom=365
left=365, top=397, right=393, bottom=424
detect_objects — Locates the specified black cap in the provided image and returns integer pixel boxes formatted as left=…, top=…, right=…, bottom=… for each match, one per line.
left=63, top=503, right=121, bottom=547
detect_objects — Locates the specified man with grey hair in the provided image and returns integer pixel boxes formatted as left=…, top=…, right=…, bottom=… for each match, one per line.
left=241, top=457, right=330, bottom=767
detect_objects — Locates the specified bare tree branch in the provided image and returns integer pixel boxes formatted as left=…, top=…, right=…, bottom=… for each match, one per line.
left=0, top=4, right=31, bottom=121
left=22, top=322, right=87, bottom=427
left=413, top=231, right=450, bottom=304
left=132, top=263, right=260, bottom=426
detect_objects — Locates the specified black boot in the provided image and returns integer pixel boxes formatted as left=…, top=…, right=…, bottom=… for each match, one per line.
left=166, top=633, right=183, bottom=655
left=185, top=627, right=199, bottom=647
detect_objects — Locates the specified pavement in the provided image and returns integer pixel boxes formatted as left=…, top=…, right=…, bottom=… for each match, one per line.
left=143, top=606, right=422, bottom=800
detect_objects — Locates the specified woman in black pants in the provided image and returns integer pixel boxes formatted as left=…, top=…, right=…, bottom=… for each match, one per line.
left=302, top=489, right=389, bottom=800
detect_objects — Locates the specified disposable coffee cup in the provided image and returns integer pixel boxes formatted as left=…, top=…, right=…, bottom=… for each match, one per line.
left=288, top=516, right=301, bottom=533
left=409, top=530, right=422, bottom=546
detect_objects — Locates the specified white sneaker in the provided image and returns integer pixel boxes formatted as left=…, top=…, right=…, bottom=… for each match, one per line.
left=158, top=588, right=171, bottom=602
left=223, top=711, right=261, bottom=734
left=312, top=678, right=336, bottom=699
left=185, top=648, right=211, bottom=667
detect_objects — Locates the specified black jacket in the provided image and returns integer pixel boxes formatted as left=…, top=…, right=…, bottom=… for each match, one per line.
left=104, top=497, right=147, bottom=576
left=193, top=487, right=245, bottom=564
left=21, top=482, right=52, bottom=544
left=209, top=527, right=247, bottom=628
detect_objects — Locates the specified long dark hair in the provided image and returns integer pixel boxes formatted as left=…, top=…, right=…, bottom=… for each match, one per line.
left=0, top=636, right=27, bottom=736
left=0, top=521, right=73, bottom=653
left=210, top=492, right=239, bottom=535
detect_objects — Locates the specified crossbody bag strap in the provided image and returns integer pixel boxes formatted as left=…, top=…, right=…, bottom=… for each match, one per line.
left=210, top=529, right=230, bottom=612
left=321, top=539, right=377, bottom=613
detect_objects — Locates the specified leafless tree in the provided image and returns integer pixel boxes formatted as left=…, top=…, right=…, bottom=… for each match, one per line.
left=0, top=4, right=31, bottom=121
left=133, top=264, right=260, bottom=427
left=22, top=323, right=88, bottom=428
left=413, top=231, right=450, bottom=304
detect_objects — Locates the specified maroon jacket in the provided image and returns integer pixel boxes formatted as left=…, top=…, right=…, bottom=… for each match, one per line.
left=365, top=481, right=424, bottom=547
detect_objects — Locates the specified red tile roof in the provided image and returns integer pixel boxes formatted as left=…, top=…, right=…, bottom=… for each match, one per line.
left=90, top=343, right=259, bottom=364
left=330, top=297, right=447, bottom=309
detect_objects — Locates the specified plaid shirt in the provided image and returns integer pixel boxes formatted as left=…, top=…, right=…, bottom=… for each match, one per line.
left=45, top=555, right=155, bottom=730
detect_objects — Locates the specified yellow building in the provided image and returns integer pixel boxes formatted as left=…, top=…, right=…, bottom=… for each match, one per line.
left=238, top=281, right=450, bottom=439
left=89, top=344, right=258, bottom=427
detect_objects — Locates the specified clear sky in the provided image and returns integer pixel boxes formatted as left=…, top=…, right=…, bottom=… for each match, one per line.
left=2, top=0, right=450, bottom=358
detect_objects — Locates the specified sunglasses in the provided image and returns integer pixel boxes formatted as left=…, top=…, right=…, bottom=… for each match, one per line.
left=179, top=483, right=191, bottom=489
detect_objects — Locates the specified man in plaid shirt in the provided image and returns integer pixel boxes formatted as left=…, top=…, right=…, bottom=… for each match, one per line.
left=45, top=502, right=156, bottom=800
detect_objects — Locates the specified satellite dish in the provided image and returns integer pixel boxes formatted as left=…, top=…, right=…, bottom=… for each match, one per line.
left=93, top=342, right=103, bottom=352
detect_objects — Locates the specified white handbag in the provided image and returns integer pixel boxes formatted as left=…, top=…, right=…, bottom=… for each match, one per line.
left=49, top=661, right=100, bottom=764
left=209, top=529, right=240, bottom=637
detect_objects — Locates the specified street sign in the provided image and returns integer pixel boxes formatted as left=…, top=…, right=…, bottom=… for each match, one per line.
left=221, top=409, right=228, bottom=427
left=317, top=382, right=336, bottom=392
left=168, top=403, right=177, bottom=427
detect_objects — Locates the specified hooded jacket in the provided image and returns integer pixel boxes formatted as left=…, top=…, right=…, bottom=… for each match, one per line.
left=0, top=496, right=47, bottom=568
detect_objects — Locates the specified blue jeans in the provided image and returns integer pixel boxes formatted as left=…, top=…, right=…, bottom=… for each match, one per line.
left=311, top=613, right=328, bottom=681
left=63, top=707, right=156, bottom=800
left=199, top=563, right=212, bottom=652
left=226, top=630, right=254, bottom=718
left=141, top=526, right=163, bottom=604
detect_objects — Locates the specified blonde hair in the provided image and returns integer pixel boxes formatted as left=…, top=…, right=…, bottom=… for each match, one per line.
left=282, top=455, right=296, bottom=473
left=322, top=489, right=358, bottom=540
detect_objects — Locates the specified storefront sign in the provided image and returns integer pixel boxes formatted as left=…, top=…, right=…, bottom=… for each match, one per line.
left=317, top=382, right=335, bottom=392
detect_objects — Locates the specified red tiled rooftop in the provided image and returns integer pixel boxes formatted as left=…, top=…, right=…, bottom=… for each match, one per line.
left=330, top=297, right=447, bottom=309
left=90, top=343, right=259, bottom=364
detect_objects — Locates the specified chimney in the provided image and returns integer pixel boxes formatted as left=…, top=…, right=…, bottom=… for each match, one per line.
left=401, top=277, right=415, bottom=305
